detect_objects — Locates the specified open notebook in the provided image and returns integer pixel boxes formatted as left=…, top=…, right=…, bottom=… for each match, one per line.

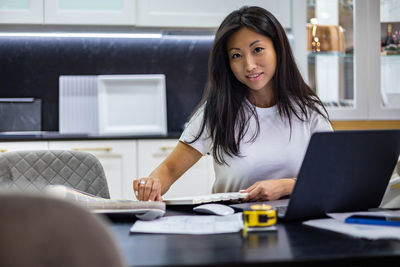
left=45, top=185, right=165, bottom=220
left=163, top=192, right=248, bottom=205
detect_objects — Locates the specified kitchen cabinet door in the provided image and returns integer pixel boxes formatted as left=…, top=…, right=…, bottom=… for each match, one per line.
left=305, top=0, right=366, bottom=120
left=137, top=139, right=215, bottom=199
left=305, top=0, right=400, bottom=121
left=0, top=141, right=48, bottom=152
left=136, top=0, right=291, bottom=29
left=48, top=140, right=137, bottom=200
left=44, top=0, right=136, bottom=25
left=0, top=0, right=43, bottom=24
left=371, top=0, right=400, bottom=119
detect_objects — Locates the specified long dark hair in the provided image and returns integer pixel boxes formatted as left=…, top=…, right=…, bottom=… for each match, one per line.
left=189, top=6, right=328, bottom=165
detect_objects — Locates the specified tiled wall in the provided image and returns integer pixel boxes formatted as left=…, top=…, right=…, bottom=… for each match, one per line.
left=0, top=34, right=213, bottom=133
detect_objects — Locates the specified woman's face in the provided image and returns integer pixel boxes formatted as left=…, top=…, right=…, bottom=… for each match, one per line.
left=226, top=27, right=277, bottom=98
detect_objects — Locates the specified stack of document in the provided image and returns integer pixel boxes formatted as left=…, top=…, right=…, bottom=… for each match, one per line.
left=130, top=213, right=243, bottom=235
left=303, top=210, right=400, bottom=240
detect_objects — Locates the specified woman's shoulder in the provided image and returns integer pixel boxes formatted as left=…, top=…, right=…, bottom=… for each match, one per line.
left=285, top=97, right=324, bottom=118
left=286, top=99, right=331, bottom=130
left=186, top=103, right=206, bottom=124
left=305, top=104, right=327, bottom=118
left=305, top=104, right=332, bottom=132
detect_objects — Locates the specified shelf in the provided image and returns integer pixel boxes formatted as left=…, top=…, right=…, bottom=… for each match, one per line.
left=380, top=21, right=400, bottom=24
left=381, top=53, right=400, bottom=57
left=307, top=52, right=353, bottom=58
left=331, top=120, right=400, bottom=130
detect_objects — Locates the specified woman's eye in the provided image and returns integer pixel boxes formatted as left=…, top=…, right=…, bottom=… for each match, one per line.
left=231, top=53, right=241, bottom=59
left=254, top=47, right=264, bottom=54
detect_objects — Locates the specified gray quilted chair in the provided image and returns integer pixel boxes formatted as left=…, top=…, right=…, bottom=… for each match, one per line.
left=0, top=193, right=126, bottom=267
left=0, top=150, right=110, bottom=198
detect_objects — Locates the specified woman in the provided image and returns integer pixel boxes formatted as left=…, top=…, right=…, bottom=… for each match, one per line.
left=134, top=6, right=332, bottom=202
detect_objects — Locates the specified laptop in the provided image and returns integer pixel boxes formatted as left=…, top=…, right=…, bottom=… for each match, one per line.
left=231, top=130, right=400, bottom=221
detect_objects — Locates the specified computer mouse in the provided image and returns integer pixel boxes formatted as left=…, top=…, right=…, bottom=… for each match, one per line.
left=135, top=209, right=166, bottom=221
left=193, top=203, right=235, bottom=216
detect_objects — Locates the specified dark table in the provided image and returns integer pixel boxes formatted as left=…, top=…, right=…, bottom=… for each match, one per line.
left=106, top=207, right=400, bottom=267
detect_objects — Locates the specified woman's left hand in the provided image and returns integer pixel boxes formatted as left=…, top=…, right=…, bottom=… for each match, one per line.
left=240, top=178, right=296, bottom=202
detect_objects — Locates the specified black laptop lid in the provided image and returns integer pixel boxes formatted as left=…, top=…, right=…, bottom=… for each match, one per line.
left=283, top=130, right=400, bottom=221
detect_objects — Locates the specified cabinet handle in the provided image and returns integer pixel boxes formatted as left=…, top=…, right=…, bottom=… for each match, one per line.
left=160, top=146, right=174, bottom=151
left=0, top=149, right=7, bottom=153
left=95, top=153, right=122, bottom=159
left=72, top=147, right=113, bottom=152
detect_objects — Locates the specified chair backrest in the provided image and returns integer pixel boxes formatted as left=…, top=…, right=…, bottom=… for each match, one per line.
left=0, top=193, right=126, bottom=267
left=0, top=150, right=110, bottom=198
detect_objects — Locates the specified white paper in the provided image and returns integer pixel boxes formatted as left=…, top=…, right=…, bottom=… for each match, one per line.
left=130, top=213, right=243, bottom=235
left=164, top=192, right=248, bottom=205
left=303, top=210, right=400, bottom=240
left=303, top=218, right=400, bottom=240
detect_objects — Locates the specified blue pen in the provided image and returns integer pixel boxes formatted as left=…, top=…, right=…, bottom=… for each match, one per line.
left=345, top=214, right=400, bottom=227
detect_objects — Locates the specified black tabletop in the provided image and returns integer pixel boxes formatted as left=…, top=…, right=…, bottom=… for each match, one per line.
left=106, top=208, right=400, bottom=267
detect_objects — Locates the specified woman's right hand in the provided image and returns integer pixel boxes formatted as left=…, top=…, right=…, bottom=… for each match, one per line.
left=133, top=177, right=162, bottom=201
left=133, top=141, right=203, bottom=201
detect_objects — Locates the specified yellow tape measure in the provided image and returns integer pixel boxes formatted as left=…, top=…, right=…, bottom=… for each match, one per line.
left=242, top=204, right=277, bottom=237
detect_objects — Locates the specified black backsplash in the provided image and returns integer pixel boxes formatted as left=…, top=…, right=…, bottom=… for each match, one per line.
left=0, top=35, right=213, bottom=133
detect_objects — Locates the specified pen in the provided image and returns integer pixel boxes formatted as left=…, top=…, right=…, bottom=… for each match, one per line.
left=345, top=214, right=400, bottom=227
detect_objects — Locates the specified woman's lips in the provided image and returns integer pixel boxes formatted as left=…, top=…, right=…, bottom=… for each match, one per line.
left=246, top=72, right=263, bottom=81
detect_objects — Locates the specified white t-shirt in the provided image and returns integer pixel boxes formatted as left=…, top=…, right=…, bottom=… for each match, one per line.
left=179, top=102, right=333, bottom=193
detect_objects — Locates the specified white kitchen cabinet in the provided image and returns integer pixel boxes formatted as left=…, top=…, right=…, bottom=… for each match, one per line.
left=361, top=0, right=400, bottom=120
left=0, top=141, right=48, bottom=152
left=48, top=140, right=137, bottom=200
left=303, top=0, right=400, bottom=121
left=0, top=0, right=43, bottom=24
left=44, top=0, right=136, bottom=25
left=372, top=0, right=400, bottom=119
left=355, top=0, right=400, bottom=120
left=136, top=0, right=291, bottom=29
left=1, top=0, right=291, bottom=27
left=1, top=0, right=291, bottom=28
left=137, top=139, right=215, bottom=199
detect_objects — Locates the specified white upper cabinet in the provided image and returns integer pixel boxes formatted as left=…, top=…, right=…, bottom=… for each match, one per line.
left=375, top=0, right=400, bottom=119
left=305, top=0, right=400, bottom=120
left=0, top=0, right=43, bottom=24
left=0, top=0, right=291, bottom=28
left=352, top=0, right=400, bottom=120
left=44, top=0, right=136, bottom=25
left=136, top=0, right=291, bottom=29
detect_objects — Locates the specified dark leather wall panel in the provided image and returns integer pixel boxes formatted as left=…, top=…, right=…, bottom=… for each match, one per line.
left=0, top=35, right=213, bottom=134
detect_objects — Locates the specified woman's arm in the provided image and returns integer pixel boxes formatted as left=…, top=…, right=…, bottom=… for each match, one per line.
left=133, top=141, right=203, bottom=201
left=241, top=178, right=296, bottom=202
